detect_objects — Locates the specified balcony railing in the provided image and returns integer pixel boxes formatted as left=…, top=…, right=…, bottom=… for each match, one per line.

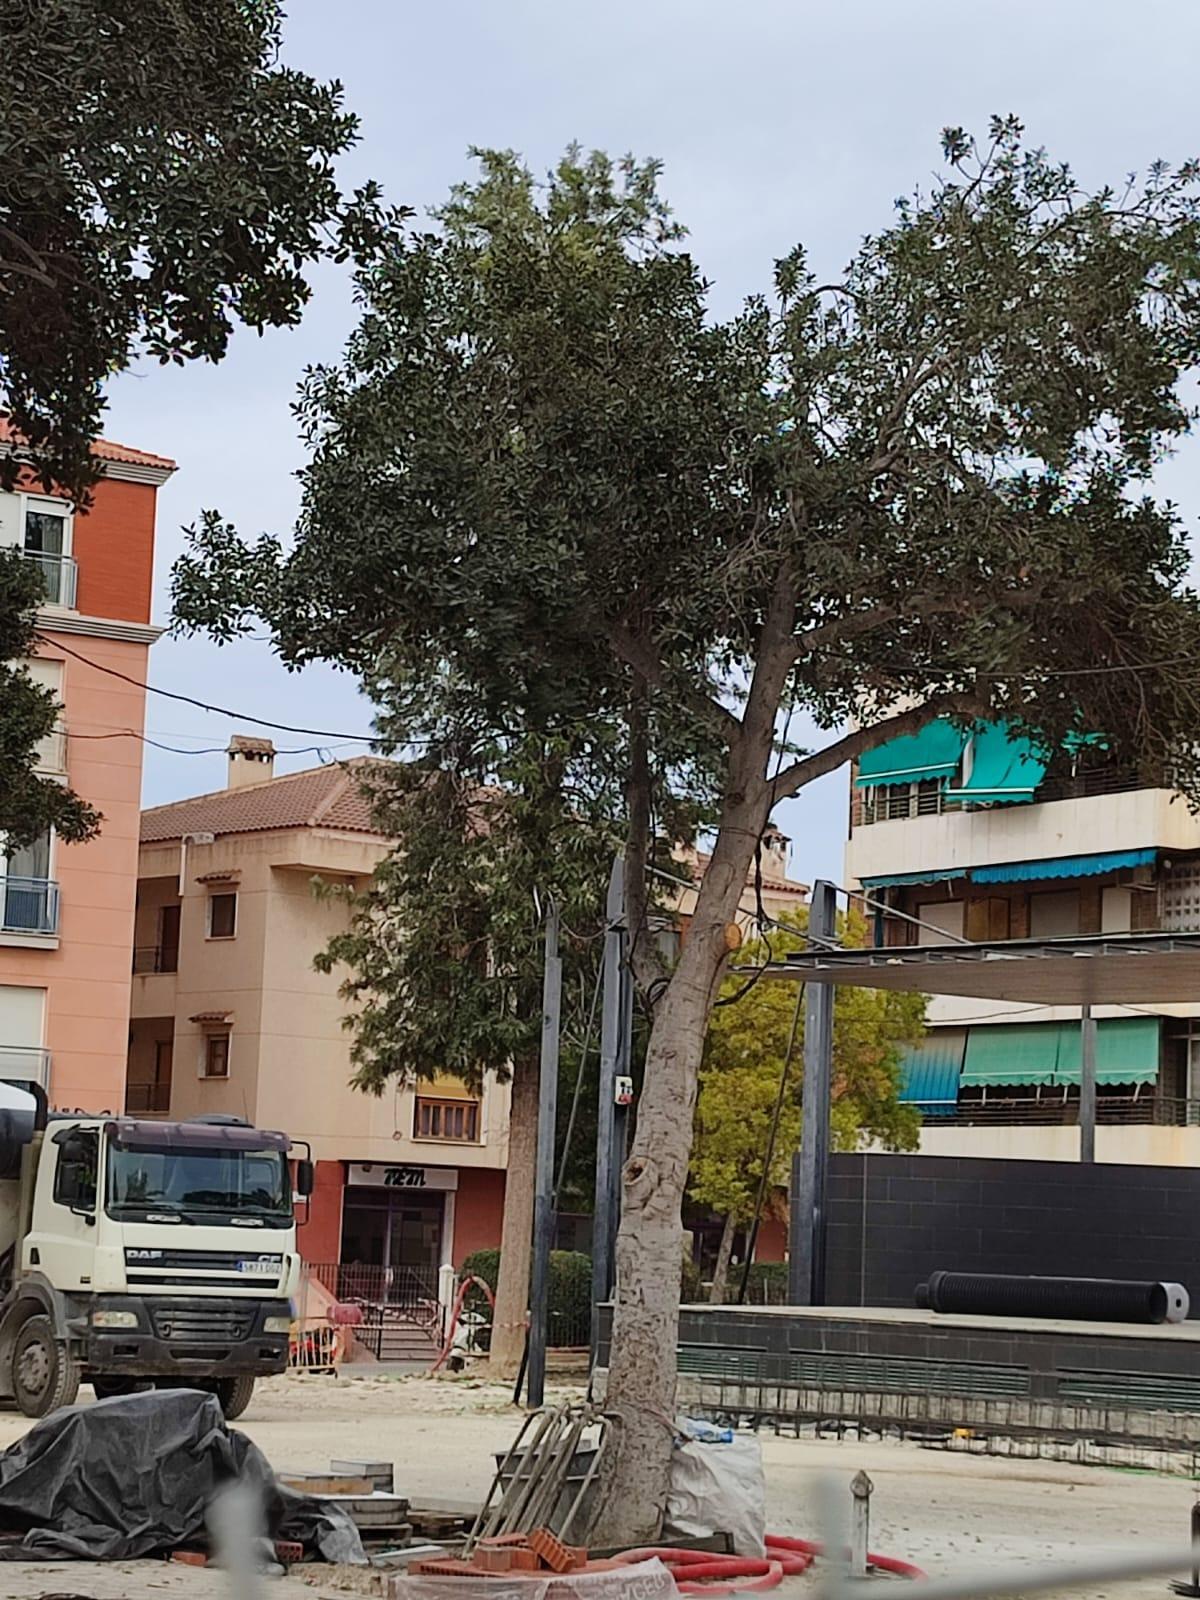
left=857, top=767, right=1153, bottom=826
left=0, top=877, right=60, bottom=935
left=124, top=1081, right=171, bottom=1116
left=22, top=550, right=77, bottom=608
left=132, top=945, right=178, bottom=975
left=921, top=1094, right=1199, bottom=1128
left=0, top=1045, right=50, bottom=1087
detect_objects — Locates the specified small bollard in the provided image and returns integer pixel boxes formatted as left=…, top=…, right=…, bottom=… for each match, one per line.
left=1169, top=1496, right=1200, bottom=1596
left=850, top=1470, right=873, bottom=1579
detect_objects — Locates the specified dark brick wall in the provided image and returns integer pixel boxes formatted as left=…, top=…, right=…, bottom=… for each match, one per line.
left=826, top=1153, right=1200, bottom=1310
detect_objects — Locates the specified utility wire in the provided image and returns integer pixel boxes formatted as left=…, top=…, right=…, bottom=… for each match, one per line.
left=36, top=635, right=386, bottom=745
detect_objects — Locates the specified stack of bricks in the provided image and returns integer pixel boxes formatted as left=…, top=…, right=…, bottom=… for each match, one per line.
left=410, top=1529, right=588, bottom=1578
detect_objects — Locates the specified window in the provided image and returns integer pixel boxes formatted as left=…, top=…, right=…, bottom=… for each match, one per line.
left=1030, top=889, right=1081, bottom=939
left=207, top=893, right=237, bottom=939
left=53, top=1126, right=97, bottom=1211
left=23, top=658, right=65, bottom=773
left=414, top=1097, right=480, bottom=1142
left=158, top=904, right=180, bottom=972
left=23, top=500, right=69, bottom=556
left=1, top=830, right=57, bottom=935
left=203, top=1033, right=231, bottom=1079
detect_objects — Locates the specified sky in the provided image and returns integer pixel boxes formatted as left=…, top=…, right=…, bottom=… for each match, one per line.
left=99, top=0, right=1200, bottom=891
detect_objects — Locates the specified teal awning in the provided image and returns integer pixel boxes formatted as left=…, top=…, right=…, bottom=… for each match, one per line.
left=962, top=1018, right=1160, bottom=1088
left=947, top=721, right=1049, bottom=806
left=898, top=1031, right=965, bottom=1113
left=855, top=720, right=967, bottom=789
left=861, top=868, right=966, bottom=889
left=962, top=1023, right=1060, bottom=1087
left=971, top=848, right=1155, bottom=885
left=1055, top=1017, right=1160, bottom=1086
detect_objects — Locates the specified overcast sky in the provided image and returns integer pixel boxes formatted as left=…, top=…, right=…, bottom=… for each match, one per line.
left=101, top=0, right=1200, bottom=890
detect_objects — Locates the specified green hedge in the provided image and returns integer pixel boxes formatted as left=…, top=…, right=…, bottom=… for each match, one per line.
left=459, top=1249, right=593, bottom=1346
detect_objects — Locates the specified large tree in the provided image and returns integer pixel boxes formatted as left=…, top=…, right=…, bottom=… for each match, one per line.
left=693, top=910, right=923, bottom=1302
left=0, top=550, right=98, bottom=846
left=0, top=0, right=396, bottom=496
left=173, top=124, right=1200, bottom=1538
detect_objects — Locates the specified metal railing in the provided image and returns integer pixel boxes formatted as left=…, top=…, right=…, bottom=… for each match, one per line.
left=858, top=767, right=1153, bottom=826
left=22, top=549, right=77, bottom=608
left=0, top=1045, right=50, bottom=1087
left=920, top=1094, right=1200, bottom=1127
left=0, top=877, right=60, bottom=935
left=124, top=1081, right=171, bottom=1116
left=132, top=944, right=178, bottom=974
left=307, top=1260, right=440, bottom=1310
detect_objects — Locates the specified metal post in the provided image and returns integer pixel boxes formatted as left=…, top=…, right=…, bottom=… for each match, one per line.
left=1080, top=1003, right=1097, bottom=1165
left=591, top=857, right=624, bottom=1353
left=789, top=879, right=836, bottom=1306
left=607, top=922, right=634, bottom=1276
left=527, top=901, right=561, bottom=1409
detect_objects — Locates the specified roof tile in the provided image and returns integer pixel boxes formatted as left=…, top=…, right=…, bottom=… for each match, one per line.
left=140, top=758, right=390, bottom=844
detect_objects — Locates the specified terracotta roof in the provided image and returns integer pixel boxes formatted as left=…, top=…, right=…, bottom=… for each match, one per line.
left=140, top=758, right=390, bottom=845
left=0, top=417, right=176, bottom=470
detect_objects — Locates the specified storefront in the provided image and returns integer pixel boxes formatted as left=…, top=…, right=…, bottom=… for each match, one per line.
left=339, top=1162, right=457, bottom=1293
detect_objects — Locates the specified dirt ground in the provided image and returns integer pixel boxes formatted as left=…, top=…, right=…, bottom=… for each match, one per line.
left=0, top=1372, right=1194, bottom=1597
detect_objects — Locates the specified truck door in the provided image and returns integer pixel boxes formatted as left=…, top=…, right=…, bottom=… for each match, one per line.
left=25, top=1127, right=100, bottom=1290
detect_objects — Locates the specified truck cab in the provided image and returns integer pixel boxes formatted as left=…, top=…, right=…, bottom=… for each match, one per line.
left=0, top=1088, right=311, bottom=1418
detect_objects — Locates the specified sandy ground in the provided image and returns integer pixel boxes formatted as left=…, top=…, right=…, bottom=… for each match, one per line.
left=0, top=1372, right=1194, bottom=1596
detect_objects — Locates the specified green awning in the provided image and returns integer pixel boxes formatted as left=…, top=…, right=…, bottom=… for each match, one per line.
left=962, top=1023, right=1060, bottom=1087
left=1055, top=1017, right=1160, bottom=1086
left=947, top=721, right=1049, bottom=806
left=855, top=720, right=967, bottom=789
left=962, top=1018, right=1161, bottom=1088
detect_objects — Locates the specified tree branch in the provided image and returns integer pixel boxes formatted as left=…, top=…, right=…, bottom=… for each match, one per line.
left=605, top=620, right=741, bottom=740
left=770, top=690, right=990, bottom=803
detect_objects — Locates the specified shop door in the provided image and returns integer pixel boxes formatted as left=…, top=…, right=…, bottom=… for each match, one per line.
left=387, top=1195, right=443, bottom=1297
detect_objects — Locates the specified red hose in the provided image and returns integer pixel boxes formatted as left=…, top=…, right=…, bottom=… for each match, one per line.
left=612, top=1532, right=925, bottom=1591
left=428, top=1274, right=496, bottom=1374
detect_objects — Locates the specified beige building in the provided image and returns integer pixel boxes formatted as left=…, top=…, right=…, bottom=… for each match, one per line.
left=130, top=741, right=811, bottom=1287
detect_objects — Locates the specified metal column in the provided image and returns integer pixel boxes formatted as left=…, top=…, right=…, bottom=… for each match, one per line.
left=527, top=901, right=561, bottom=1408
left=1080, top=1002, right=1097, bottom=1165
left=591, top=857, right=625, bottom=1352
left=789, top=879, right=836, bottom=1305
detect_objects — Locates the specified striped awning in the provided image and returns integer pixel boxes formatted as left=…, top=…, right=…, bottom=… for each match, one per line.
left=971, top=848, right=1155, bottom=885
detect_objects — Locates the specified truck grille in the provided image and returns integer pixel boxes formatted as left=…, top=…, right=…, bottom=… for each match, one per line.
left=150, top=1305, right=252, bottom=1343
left=124, top=1248, right=283, bottom=1290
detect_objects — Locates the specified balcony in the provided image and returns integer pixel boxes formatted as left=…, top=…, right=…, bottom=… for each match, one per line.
left=124, top=1081, right=171, bottom=1117
left=23, top=550, right=77, bottom=609
left=132, top=945, right=178, bottom=975
left=0, top=1045, right=50, bottom=1087
left=0, top=877, right=59, bottom=936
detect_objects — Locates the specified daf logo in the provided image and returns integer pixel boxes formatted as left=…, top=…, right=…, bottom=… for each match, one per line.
left=127, top=1250, right=164, bottom=1261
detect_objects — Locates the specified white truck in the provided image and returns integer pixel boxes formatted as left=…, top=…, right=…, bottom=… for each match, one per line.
left=0, top=1083, right=312, bottom=1419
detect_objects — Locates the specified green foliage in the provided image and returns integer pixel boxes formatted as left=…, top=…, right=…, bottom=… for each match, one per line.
left=691, top=909, right=923, bottom=1226
left=740, top=1262, right=788, bottom=1305
left=460, top=1248, right=593, bottom=1345
left=0, top=550, right=99, bottom=847
left=0, top=0, right=401, bottom=495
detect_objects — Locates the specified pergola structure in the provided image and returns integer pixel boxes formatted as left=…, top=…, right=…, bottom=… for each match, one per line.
left=753, top=883, right=1200, bottom=1305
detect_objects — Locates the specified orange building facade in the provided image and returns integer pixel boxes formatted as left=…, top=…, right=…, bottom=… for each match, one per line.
left=0, top=427, right=174, bottom=1111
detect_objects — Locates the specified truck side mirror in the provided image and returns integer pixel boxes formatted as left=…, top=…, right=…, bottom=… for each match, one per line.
left=296, top=1158, right=315, bottom=1198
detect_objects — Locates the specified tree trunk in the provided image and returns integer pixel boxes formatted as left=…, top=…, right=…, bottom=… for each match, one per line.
left=488, top=1053, right=539, bottom=1381
left=708, top=1213, right=737, bottom=1305
left=593, top=778, right=769, bottom=1544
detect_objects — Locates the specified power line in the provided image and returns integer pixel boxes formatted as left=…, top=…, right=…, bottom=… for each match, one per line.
left=63, top=728, right=361, bottom=758
left=37, top=635, right=384, bottom=745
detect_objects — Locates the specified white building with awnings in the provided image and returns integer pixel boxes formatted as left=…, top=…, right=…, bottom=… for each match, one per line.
left=844, top=717, right=1200, bottom=1161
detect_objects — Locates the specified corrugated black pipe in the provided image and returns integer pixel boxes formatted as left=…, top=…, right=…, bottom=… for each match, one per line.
left=915, top=1269, right=1189, bottom=1324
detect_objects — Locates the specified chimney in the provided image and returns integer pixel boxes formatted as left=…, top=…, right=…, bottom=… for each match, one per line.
left=227, top=734, right=276, bottom=789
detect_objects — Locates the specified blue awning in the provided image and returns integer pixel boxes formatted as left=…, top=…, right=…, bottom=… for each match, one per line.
left=855, top=720, right=967, bottom=789
left=861, top=868, right=967, bottom=889
left=971, top=848, right=1156, bottom=885
left=947, top=722, right=1049, bottom=806
left=898, top=1031, right=965, bottom=1114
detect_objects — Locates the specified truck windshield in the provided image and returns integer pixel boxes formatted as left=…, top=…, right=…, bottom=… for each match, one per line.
left=106, top=1145, right=291, bottom=1224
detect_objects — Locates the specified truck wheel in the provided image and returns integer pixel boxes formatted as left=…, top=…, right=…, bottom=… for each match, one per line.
left=215, top=1375, right=255, bottom=1420
left=13, top=1315, right=80, bottom=1417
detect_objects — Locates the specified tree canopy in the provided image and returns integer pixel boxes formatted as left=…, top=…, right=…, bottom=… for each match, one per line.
left=172, top=123, right=1200, bottom=1538
left=0, top=0, right=398, bottom=495
left=0, top=551, right=98, bottom=847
